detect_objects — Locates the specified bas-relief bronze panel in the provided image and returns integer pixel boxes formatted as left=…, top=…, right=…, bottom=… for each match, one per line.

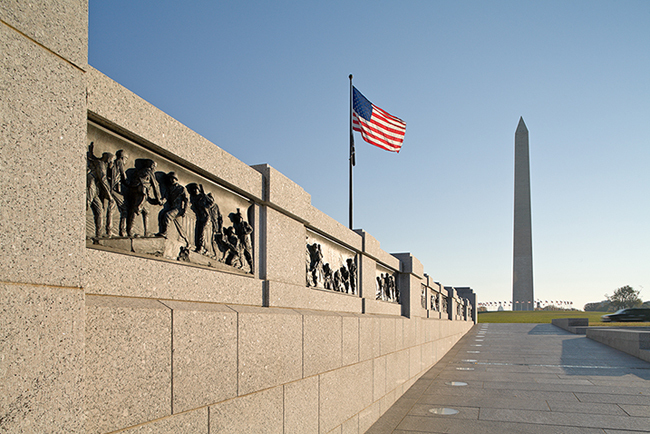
left=375, top=264, right=399, bottom=303
left=86, top=122, right=253, bottom=274
left=305, top=231, right=357, bottom=295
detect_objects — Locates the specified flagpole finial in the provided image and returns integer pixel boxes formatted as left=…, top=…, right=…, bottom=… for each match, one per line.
left=349, top=74, right=353, bottom=80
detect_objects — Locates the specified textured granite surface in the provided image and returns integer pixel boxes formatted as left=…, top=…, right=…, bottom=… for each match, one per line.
left=84, top=248, right=263, bottom=305
left=162, top=301, right=238, bottom=412
left=264, top=207, right=306, bottom=286
left=209, top=386, right=283, bottom=434
left=284, top=376, right=319, bottom=434
left=266, top=280, right=362, bottom=312
left=118, top=408, right=208, bottom=434
left=0, top=0, right=87, bottom=68
left=319, top=360, right=374, bottom=433
left=85, top=296, right=172, bottom=434
left=230, top=305, right=303, bottom=395
left=0, top=283, right=85, bottom=433
left=302, top=310, right=343, bottom=377
left=0, top=24, right=86, bottom=288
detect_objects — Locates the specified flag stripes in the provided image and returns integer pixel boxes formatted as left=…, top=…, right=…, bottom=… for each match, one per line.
left=352, top=86, right=406, bottom=153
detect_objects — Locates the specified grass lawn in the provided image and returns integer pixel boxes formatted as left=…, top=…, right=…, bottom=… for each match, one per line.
left=478, top=310, right=649, bottom=327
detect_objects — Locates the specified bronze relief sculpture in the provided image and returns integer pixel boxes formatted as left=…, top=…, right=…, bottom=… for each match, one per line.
left=86, top=123, right=254, bottom=274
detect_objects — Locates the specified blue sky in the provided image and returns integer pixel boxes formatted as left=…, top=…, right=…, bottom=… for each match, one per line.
left=89, top=0, right=649, bottom=310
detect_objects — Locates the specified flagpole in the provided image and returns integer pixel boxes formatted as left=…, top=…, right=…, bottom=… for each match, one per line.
left=349, top=74, right=354, bottom=230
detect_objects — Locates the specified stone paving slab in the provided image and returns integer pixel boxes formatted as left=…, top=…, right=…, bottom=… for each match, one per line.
left=365, top=323, right=650, bottom=433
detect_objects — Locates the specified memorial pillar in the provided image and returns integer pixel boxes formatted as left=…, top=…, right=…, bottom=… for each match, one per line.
left=1, top=1, right=89, bottom=431
left=392, top=253, right=425, bottom=318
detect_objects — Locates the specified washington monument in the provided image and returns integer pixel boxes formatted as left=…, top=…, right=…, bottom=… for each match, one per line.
left=512, top=117, right=534, bottom=311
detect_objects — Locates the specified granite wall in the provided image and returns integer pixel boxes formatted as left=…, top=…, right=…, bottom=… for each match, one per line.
left=1, top=2, right=475, bottom=433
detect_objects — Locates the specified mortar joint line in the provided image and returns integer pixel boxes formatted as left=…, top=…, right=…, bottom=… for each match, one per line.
left=236, top=311, right=240, bottom=396
left=0, top=279, right=82, bottom=290
left=0, top=19, right=86, bottom=72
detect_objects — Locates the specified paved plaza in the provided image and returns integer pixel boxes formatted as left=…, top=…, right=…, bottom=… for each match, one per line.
left=367, top=323, right=650, bottom=433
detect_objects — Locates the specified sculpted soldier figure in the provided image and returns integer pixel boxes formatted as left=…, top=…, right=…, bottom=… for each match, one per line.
left=126, top=158, right=161, bottom=237
left=333, top=268, right=343, bottom=292
left=205, top=192, right=223, bottom=256
left=306, top=241, right=313, bottom=286
left=323, top=263, right=333, bottom=289
left=309, top=243, right=324, bottom=286
left=156, top=172, right=188, bottom=239
left=340, top=265, right=350, bottom=294
left=383, top=273, right=391, bottom=300
left=376, top=276, right=384, bottom=300
left=346, top=258, right=357, bottom=295
left=389, top=275, right=398, bottom=302
left=187, top=183, right=209, bottom=253
left=87, top=142, right=115, bottom=238
left=111, top=149, right=129, bottom=236
left=223, top=226, right=241, bottom=267
left=187, top=183, right=224, bottom=256
left=232, top=208, right=253, bottom=272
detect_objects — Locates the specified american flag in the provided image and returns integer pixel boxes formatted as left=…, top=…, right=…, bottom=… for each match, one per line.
left=352, top=86, right=406, bottom=153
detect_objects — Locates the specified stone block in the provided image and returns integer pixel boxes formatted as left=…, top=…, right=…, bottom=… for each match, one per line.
left=0, top=24, right=86, bottom=288
left=410, top=345, right=422, bottom=377
left=421, top=341, right=434, bottom=369
left=0, top=0, right=87, bottom=67
left=373, top=356, right=387, bottom=401
left=161, top=301, right=237, bottom=413
left=266, top=280, right=362, bottom=313
left=284, top=376, right=319, bottom=434
left=85, top=295, right=171, bottom=434
left=384, top=351, right=400, bottom=393
left=552, top=317, right=589, bottom=334
left=359, top=316, right=380, bottom=361
left=358, top=400, right=380, bottom=433
left=131, top=236, right=167, bottom=256
left=86, top=68, right=263, bottom=201
left=586, top=328, right=650, bottom=362
left=354, top=230, right=400, bottom=270
left=263, top=207, right=305, bottom=286
left=302, top=310, right=342, bottom=377
left=209, top=386, right=283, bottom=434
left=362, top=298, right=402, bottom=316
left=319, top=360, right=373, bottom=433
left=306, top=207, right=362, bottom=252
left=385, top=349, right=409, bottom=393
left=403, top=317, right=416, bottom=348
left=342, top=314, right=360, bottom=366
left=84, top=248, right=263, bottom=305
left=357, top=253, right=377, bottom=300
left=119, top=407, right=208, bottom=434
left=416, top=316, right=425, bottom=345
left=395, top=318, right=404, bottom=350
left=251, top=164, right=311, bottom=220
left=379, top=388, right=397, bottom=414
left=231, top=305, right=302, bottom=395
left=391, top=253, right=424, bottom=278
left=341, top=414, right=359, bottom=434
left=422, top=317, right=432, bottom=343
left=380, top=317, right=397, bottom=355
left=94, top=237, right=133, bottom=251
left=0, top=283, right=84, bottom=433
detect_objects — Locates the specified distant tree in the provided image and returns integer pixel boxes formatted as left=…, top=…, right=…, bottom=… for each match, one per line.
left=584, top=300, right=611, bottom=312
left=478, top=306, right=488, bottom=312
left=605, top=285, right=642, bottom=310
